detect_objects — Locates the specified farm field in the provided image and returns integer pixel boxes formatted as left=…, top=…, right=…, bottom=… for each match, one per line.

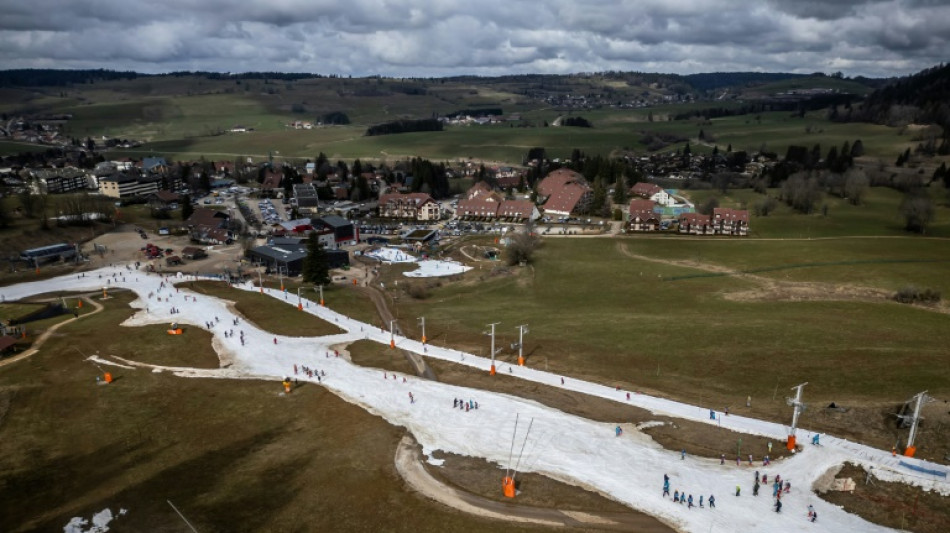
left=2, top=75, right=920, bottom=165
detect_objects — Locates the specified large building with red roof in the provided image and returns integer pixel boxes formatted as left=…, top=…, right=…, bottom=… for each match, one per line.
left=537, top=169, right=592, bottom=216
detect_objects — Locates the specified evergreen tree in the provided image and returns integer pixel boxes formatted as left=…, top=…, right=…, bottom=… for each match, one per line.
left=302, top=233, right=330, bottom=285
left=612, top=176, right=628, bottom=204
left=850, top=139, right=864, bottom=157
left=181, top=194, right=193, bottom=221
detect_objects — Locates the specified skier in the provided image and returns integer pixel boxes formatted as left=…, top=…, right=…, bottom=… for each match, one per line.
left=662, top=481, right=670, bottom=497
left=687, top=494, right=693, bottom=509
left=753, top=483, right=759, bottom=496
left=785, top=481, right=791, bottom=493
left=720, top=454, right=725, bottom=465
left=673, top=490, right=679, bottom=503
left=775, top=500, right=782, bottom=513
left=735, top=485, right=741, bottom=496
left=811, top=511, right=817, bottom=523
left=699, top=495, right=704, bottom=508
left=615, top=426, right=622, bottom=437
left=708, top=495, right=715, bottom=508
left=408, top=392, right=414, bottom=404
left=807, top=504, right=814, bottom=519
left=812, top=434, right=820, bottom=446
left=681, top=449, right=686, bottom=460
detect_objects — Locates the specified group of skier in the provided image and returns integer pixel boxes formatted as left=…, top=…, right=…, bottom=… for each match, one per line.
left=454, top=398, right=479, bottom=411
left=663, top=474, right=715, bottom=510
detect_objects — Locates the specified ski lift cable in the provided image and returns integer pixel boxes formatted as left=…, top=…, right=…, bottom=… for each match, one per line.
left=511, top=417, right=535, bottom=483
left=505, top=413, right=519, bottom=480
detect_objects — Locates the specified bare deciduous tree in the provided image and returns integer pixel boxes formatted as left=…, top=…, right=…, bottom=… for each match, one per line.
left=504, top=223, right=542, bottom=266
left=843, top=169, right=869, bottom=205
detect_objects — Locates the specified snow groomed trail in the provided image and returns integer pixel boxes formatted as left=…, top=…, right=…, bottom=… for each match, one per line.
left=3, top=267, right=947, bottom=533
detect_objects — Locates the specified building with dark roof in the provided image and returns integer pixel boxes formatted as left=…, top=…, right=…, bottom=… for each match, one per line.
left=245, top=238, right=349, bottom=275
left=312, top=215, right=357, bottom=246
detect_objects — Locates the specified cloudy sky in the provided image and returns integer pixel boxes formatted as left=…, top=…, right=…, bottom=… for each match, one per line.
left=1, top=0, right=947, bottom=78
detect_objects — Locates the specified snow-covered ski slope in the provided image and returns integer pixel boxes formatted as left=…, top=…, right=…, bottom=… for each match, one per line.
left=3, top=267, right=947, bottom=533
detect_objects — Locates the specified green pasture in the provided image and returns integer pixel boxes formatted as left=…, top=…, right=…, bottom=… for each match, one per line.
left=0, top=74, right=906, bottom=165
left=682, top=186, right=950, bottom=239
left=393, top=238, right=950, bottom=405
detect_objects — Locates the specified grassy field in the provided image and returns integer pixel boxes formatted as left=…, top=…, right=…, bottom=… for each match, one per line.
left=0, top=291, right=570, bottom=532
left=2, top=74, right=912, bottom=165
left=389, top=237, right=950, bottom=462
left=681, top=186, right=950, bottom=239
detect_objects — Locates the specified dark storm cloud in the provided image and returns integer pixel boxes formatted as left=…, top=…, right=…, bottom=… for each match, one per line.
left=0, top=0, right=946, bottom=77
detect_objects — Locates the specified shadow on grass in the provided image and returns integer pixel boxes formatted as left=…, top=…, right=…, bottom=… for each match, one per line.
left=16, top=428, right=301, bottom=533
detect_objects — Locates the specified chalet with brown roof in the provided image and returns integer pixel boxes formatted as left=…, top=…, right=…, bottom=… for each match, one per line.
left=627, top=199, right=660, bottom=231
left=497, top=200, right=539, bottom=222
left=465, top=181, right=493, bottom=199
left=186, top=208, right=233, bottom=244
left=537, top=169, right=592, bottom=216
left=711, top=208, right=749, bottom=236
left=457, top=198, right=500, bottom=220
left=378, top=192, right=442, bottom=221
left=261, top=169, right=283, bottom=191
left=678, top=213, right=712, bottom=235
left=630, top=182, right=673, bottom=206
left=147, top=190, right=181, bottom=209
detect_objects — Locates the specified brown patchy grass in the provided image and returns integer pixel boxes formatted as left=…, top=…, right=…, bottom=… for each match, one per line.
left=0, top=289, right=561, bottom=533
left=188, top=280, right=345, bottom=337
left=819, top=463, right=950, bottom=533
left=425, top=359, right=792, bottom=461
left=347, top=339, right=417, bottom=375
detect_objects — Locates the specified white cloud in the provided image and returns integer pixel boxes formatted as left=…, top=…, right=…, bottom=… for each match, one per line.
left=0, top=0, right=946, bottom=77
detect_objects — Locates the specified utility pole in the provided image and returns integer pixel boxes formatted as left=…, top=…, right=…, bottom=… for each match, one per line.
left=515, top=324, right=529, bottom=366
left=257, top=269, right=263, bottom=294
left=486, top=322, right=500, bottom=375
left=296, top=286, right=303, bottom=310
left=389, top=319, right=397, bottom=349
left=898, top=391, right=929, bottom=457
left=318, top=284, right=324, bottom=306
left=786, top=382, right=808, bottom=450
left=418, top=317, right=426, bottom=344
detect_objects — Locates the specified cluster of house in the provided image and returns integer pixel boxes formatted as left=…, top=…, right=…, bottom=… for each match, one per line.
left=627, top=182, right=749, bottom=236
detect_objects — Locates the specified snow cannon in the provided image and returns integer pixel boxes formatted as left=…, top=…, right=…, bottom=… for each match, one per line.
left=904, top=446, right=916, bottom=458
left=104, top=372, right=113, bottom=384
left=502, top=477, right=516, bottom=498
left=786, top=435, right=796, bottom=450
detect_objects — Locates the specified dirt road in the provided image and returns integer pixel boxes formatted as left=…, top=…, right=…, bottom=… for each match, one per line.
left=395, top=435, right=674, bottom=531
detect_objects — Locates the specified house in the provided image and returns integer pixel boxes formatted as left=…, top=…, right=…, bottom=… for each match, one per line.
left=678, top=213, right=712, bottom=235
left=32, top=167, right=93, bottom=194
left=147, top=190, right=181, bottom=210
left=711, top=208, right=750, bottom=236
left=293, top=183, right=320, bottom=211
left=496, top=199, right=540, bottom=223
left=456, top=198, right=500, bottom=220
left=245, top=238, right=349, bottom=276
left=537, top=169, right=593, bottom=216
left=181, top=247, right=207, bottom=260
left=260, top=169, right=283, bottom=193
left=377, top=192, right=442, bottom=221
left=312, top=215, right=357, bottom=246
left=186, top=208, right=233, bottom=244
left=627, top=199, right=660, bottom=231
left=630, top=182, right=674, bottom=206
left=98, top=173, right=161, bottom=198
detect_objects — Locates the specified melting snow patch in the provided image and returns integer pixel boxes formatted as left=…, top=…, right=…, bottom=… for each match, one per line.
left=422, top=446, right=445, bottom=466
left=403, top=260, right=471, bottom=278
left=366, top=247, right=417, bottom=264
left=64, top=507, right=121, bottom=533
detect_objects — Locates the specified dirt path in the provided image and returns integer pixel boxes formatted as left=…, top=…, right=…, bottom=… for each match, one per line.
left=0, top=294, right=104, bottom=369
left=394, top=435, right=674, bottom=532
left=355, top=271, right=436, bottom=380
left=616, top=242, right=950, bottom=313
